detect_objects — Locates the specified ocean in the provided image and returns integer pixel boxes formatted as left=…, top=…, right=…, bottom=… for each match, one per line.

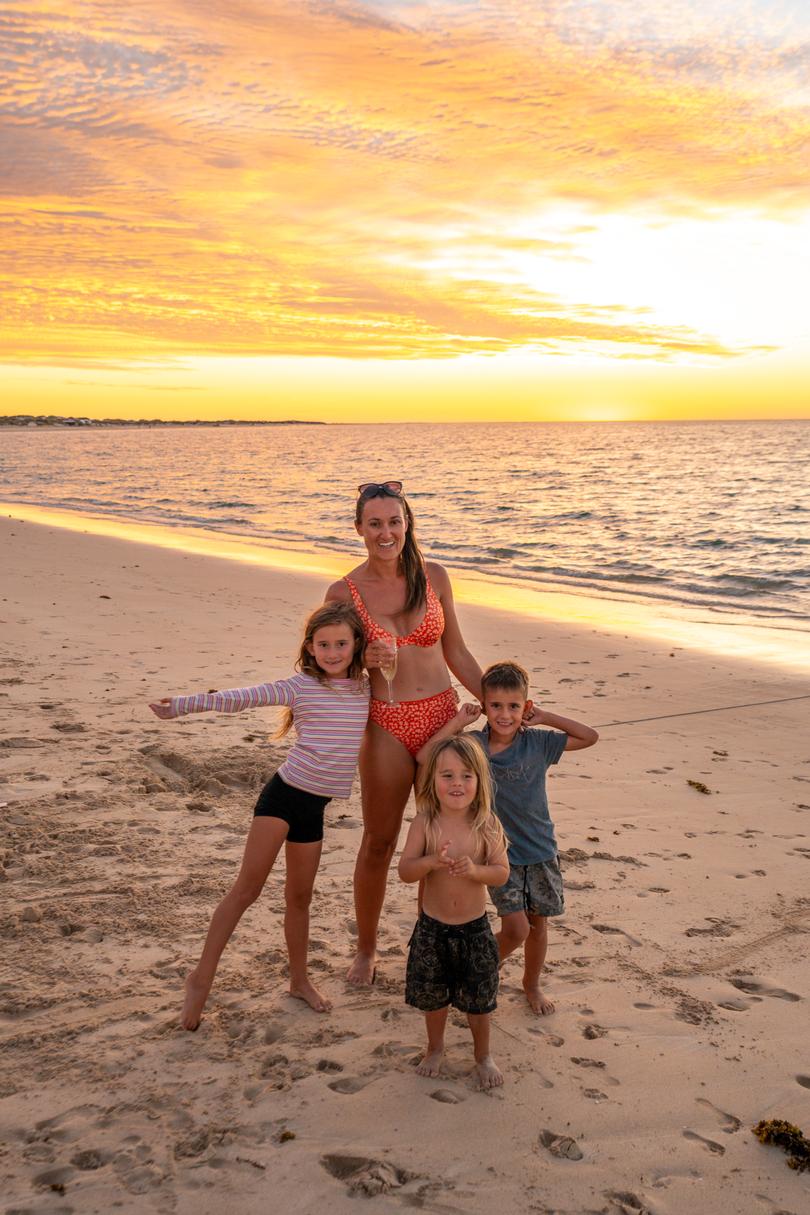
left=2, top=420, right=808, bottom=626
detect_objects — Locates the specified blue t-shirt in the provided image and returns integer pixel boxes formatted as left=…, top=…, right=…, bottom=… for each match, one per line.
left=471, top=726, right=567, bottom=865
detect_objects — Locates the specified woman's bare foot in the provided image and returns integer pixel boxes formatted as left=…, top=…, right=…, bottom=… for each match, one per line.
left=524, top=983, right=555, bottom=1015
left=474, top=1055, right=504, bottom=1090
left=289, top=978, right=332, bottom=1012
left=180, top=972, right=211, bottom=1031
left=416, top=1049, right=444, bottom=1078
left=346, top=951, right=376, bottom=986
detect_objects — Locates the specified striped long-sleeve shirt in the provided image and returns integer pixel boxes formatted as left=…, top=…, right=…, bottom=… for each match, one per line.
left=163, top=673, right=369, bottom=798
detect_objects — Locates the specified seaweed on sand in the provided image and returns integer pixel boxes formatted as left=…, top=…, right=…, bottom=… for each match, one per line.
left=752, top=1118, right=810, bottom=1172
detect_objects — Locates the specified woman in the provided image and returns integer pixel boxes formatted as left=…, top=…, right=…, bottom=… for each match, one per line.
left=326, top=480, right=483, bottom=985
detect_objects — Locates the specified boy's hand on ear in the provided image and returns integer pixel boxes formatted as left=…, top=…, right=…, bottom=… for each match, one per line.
left=522, top=700, right=543, bottom=725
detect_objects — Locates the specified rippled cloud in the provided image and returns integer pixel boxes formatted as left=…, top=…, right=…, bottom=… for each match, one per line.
left=1, top=0, right=807, bottom=364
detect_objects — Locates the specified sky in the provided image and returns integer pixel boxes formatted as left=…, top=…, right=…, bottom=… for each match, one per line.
left=2, top=0, right=809, bottom=421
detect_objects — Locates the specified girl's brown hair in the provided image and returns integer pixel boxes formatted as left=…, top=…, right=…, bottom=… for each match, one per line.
left=415, top=735, right=507, bottom=862
left=276, top=601, right=365, bottom=738
left=355, top=485, right=427, bottom=613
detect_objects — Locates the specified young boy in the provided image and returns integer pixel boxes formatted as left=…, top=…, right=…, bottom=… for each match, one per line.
left=417, top=661, right=598, bottom=1016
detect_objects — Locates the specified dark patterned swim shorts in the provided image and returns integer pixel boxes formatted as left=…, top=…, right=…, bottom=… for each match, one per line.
left=489, top=856, right=565, bottom=918
left=405, top=911, right=499, bottom=1015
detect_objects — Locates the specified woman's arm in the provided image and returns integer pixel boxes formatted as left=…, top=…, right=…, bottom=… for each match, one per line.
left=430, top=563, right=483, bottom=699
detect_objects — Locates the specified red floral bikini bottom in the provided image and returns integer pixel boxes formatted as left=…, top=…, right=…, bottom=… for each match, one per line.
left=369, top=687, right=458, bottom=757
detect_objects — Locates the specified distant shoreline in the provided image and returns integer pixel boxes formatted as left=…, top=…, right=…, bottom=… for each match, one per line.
left=0, top=416, right=325, bottom=428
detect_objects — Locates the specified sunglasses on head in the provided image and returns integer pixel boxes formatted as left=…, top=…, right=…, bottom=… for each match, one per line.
left=357, top=480, right=403, bottom=496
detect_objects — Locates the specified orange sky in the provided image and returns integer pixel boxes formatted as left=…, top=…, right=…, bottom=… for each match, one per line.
left=2, top=0, right=809, bottom=421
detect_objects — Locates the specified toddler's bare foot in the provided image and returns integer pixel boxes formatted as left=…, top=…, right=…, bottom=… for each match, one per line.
left=416, top=1048, right=444, bottom=1078
left=474, top=1055, right=504, bottom=1090
left=180, top=972, right=210, bottom=1031
left=525, top=983, right=555, bottom=1015
left=346, top=951, right=376, bottom=987
left=289, top=978, right=332, bottom=1013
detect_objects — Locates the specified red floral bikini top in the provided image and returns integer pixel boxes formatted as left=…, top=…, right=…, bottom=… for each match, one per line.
left=343, top=574, right=444, bottom=647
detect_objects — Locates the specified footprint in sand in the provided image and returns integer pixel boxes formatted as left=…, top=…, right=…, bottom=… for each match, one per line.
left=729, top=976, right=801, bottom=1002
left=328, top=1076, right=373, bottom=1094
left=316, top=1059, right=343, bottom=1073
left=682, top=1129, right=725, bottom=1155
left=716, top=997, right=751, bottom=1012
left=795, top=1075, right=810, bottom=1089
left=538, top=1129, right=583, bottom=1160
left=320, top=1153, right=416, bottom=1197
left=430, top=1089, right=465, bottom=1104
left=604, top=1190, right=650, bottom=1213
left=685, top=918, right=738, bottom=938
left=695, top=1097, right=741, bottom=1132
left=590, top=924, right=641, bottom=946
left=528, top=1026, right=564, bottom=1046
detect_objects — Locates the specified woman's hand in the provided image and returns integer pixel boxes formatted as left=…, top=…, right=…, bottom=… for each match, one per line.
left=364, top=637, right=397, bottom=670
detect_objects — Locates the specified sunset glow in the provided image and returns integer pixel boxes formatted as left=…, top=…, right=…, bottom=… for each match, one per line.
left=2, top=0, right=809, bottom=420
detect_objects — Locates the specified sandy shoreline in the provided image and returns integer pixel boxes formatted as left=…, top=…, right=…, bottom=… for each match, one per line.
left=3, top=500, right=809, bottom=674
left=1, top=515, right=809, bottom=1214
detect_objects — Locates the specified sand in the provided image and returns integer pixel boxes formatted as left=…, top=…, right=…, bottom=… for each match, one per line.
left=1, top=513, right=809, bottom=1215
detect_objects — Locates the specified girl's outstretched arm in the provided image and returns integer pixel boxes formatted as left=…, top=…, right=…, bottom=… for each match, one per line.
left=149, top=678, right=296, bottom=720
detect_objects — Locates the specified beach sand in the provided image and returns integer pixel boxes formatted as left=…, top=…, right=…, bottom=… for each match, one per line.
left=1, top=514, right=808, bottom=1214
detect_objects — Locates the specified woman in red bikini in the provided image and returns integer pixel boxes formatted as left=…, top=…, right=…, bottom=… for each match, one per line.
left=326, top=480, right=483, bottom=985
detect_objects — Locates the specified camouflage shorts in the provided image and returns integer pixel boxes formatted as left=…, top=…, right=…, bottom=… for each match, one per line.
left=490, top=856, right=565, bottom=918
left=405, top=911, right=499, bottom=1015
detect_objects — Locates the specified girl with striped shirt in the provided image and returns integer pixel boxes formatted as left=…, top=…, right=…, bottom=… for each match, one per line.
left=149, top=602, right=369, bottom=1029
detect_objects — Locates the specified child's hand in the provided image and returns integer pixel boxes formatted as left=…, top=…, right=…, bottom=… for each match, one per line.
left=456, top=701, right=482, bottom=725
left=447, top=854, right=476, bottom=878
left=148, top=698, right=175, bottom=719
left=522, top=699, right=544, bottom=725
left=435, top=840, right=453, bottom=869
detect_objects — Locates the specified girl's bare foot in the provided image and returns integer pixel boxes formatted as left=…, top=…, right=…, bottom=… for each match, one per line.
left=346, top=951, right=376, bottom=986
left=474, top=1055, right=504, bottom=1090
left=289, top=978, right=332, bottom=1012
left=180, top=972, right=211, bottom=1031
left=524, top=983, right=555, bottom=1015
left=416, top=1049, right=444, bottom=1078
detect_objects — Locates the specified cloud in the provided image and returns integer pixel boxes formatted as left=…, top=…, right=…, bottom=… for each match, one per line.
left=1, top=0, right=808, bottom=365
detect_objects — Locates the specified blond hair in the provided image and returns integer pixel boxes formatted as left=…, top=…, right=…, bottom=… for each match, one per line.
left=276, top=601, right=365, bottom=738
left=416, top=735, right=507, bottom=862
